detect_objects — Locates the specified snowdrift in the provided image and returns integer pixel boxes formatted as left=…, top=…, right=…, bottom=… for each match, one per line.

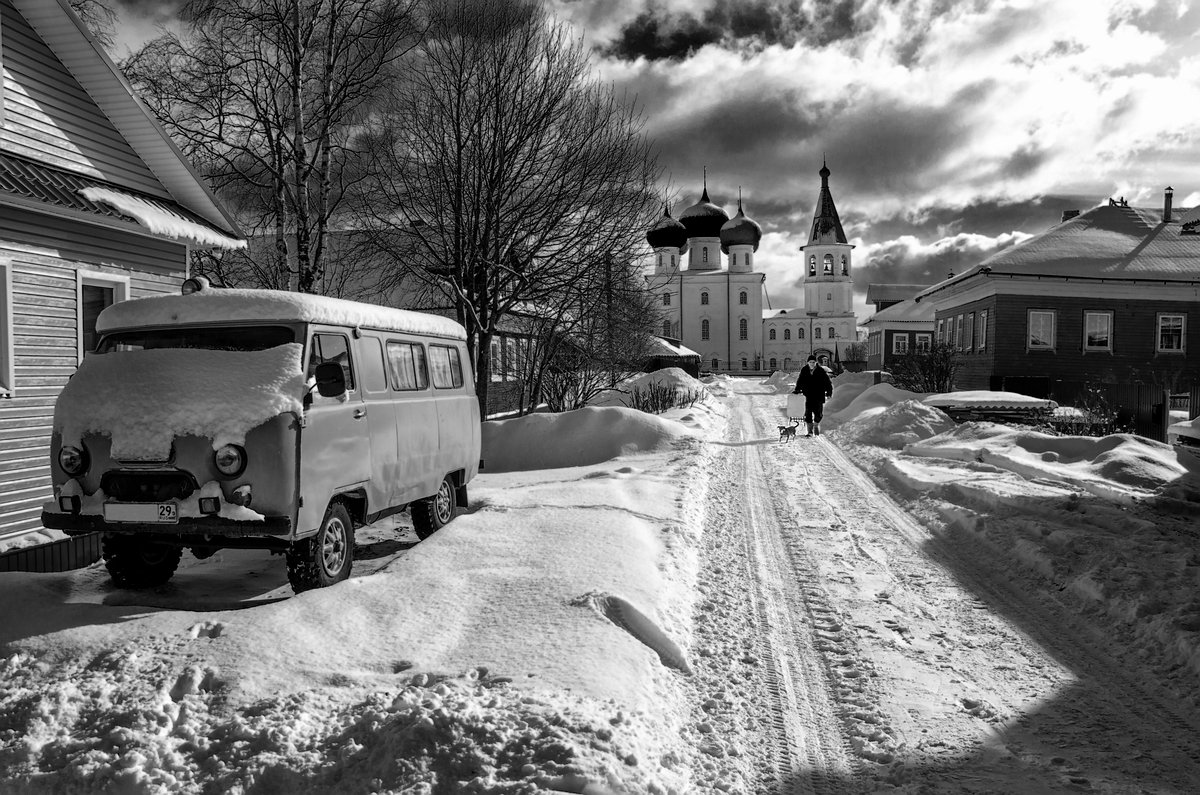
left=836, top=399, right=956, bottom=449
left=482, top=405, right=694, bottom=472
left=588, top=367, right=708, bottom=408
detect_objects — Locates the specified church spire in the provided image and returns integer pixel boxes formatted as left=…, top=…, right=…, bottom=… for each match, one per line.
left=809, top=160, right=847, bottom=245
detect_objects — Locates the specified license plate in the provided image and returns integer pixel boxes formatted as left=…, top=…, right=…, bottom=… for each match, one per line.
left=104, top=502, right=179, bottom=524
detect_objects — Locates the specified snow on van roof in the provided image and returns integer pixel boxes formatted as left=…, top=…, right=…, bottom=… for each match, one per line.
left=97, top=288, right=467, bottom=340
left=55, top=344, right=306, bottom=460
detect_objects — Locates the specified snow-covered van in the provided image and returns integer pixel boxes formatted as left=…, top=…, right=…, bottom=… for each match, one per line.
left=42, top=280, right=480, bottom=591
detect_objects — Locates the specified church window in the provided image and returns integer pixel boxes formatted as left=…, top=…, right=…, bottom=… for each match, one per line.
left=784, top=328, right=791, bottom=340
left=841, top=255, right=848, bottom=275
left=827, top=293, right=832, bottom=301
left=741, top=357, right=748, bottom=370
left=770, top=358, right=777, bottom=369
left=703, top=248, right=709, bottom=263
left=658, top=254, right=663, bottom=268
left=739, top=319, right=748, bottom=340
left=739, top=291, right=747, bottom=305
left=701, top=291, right=709, bottom=305
left=769, top=328, right=776, bottom=340
left=828, top=326, right=835, bottom=338
left=701, top=320, right=710, bottom=340
left=823, top=254, right=833, bottom=273
left=712, top=358, right=719, bottom=370
left=662, top=321, right=671, bottom=336
left=815, top=327, right=822, bottom=339
left=798, top=327, right=805, bottom=339
left=662, top=293, right=670, bottom=306
left=808, top=256, right=816, bottom=276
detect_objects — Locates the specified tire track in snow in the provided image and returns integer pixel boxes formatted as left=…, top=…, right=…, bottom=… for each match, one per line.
left=699, top=388, right=861, bottom=793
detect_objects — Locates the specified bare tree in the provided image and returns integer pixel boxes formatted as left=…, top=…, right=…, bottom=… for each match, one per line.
left=68, top=0, right=117, bottom=49
left=888, top=342, right=959, bottom=392
left=123, top=0, right=421, bottom=293
left=354, top=0, right=661, bottom=411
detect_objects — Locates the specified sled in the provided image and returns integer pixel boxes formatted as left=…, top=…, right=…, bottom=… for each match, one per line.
left=786, top=393, right=805, bottom=419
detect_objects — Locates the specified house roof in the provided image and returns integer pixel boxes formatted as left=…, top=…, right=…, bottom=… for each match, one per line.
left=0, top=151, right=244, bottom=249
left=866, top=283, right=927, bottom=303
left=918, top=200, right=1200, bottom=301
left=648, top=336, right=700, bottom=358
left=862, top=298, right=935, bottom=326
left=9, top=0, right=243, bottom=242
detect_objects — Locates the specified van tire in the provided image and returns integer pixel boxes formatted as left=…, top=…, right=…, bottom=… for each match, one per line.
left=287, top=501, right=354, bottom=592
left=412, top=476, right=457, bottom=540
left=103, top=535, right=182, bottom=589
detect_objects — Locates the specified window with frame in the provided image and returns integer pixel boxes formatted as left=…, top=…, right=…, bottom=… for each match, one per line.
left=769, top=328, right=776, bottom=340
left=823, top=254, right=833, bottom=273
left=386, top=341, right=429, bottom=390
left=809, top=256, right=816, bottom=275
left=0, top=261, right=12, bottom=397
left=711, top=358, right=718, bottom=370
left=78, top=271, right=129, bottom=361
left=739, top=291, right=747, bottom=305
left=965, top=312, right=975, bottom=351
left=769, top=358, right=777, bottom=369
left=828, top=326, right=835, bottom=338
left=893, top=334, right=909, bottom=354
left=978, top=310, right=988, bottom=351
left=841, top=255, right=848, bottom=275
left=1027, top=310, right=1056, bottom=350
left=955, top=315, right=965, bottom=350
left=815, top=327, right=822, bottom=339
left=1158, top=313, right=1185, bottom=352
left=741, top=357, right=747, bottom=369
left=662, top=293, right=670, bottom=306
left=798, top=327, right=805, bottom=339
left=703, top=248, right=709, bottom=263
left=662, top=320, right=671, bottom=336
left=739, top=318, right=748, bottom=340
left=701, top=319, right=710, bottom=340
left=915, top=333, right=931, bottom=352
left=700, top=291, right=709, bottom=305
left=310, top=332, right=356, bottom=390
left=489, top=339, right=502, bottom=382
left=937, top=318, right=945, bottom=343
left=784, top=328, right=791, bottom=340
left=429, top=344, right=465, bottom=388
left=1084, top=311, right=1112, bottom=352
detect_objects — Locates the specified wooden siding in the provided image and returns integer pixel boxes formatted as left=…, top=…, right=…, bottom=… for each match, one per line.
left=0, top=212, right=184, bottom=540
left=0, top=0, right=167, bottom=197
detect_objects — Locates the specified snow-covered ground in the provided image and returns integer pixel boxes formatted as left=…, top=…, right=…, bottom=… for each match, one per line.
left=3, top=369, right=1200, bottom=793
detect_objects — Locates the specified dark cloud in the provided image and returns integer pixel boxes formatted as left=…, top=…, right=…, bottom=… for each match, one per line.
left=113, top=0, right=182, bottom=21
left=602, top=0, right=871, bottom=61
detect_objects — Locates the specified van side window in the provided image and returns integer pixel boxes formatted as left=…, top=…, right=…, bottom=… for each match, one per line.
left=386, top=341, right=429, bottom=390
left=309, top=333, right=355, bottom=390
left=359, top=336, right=388, bottom=393
left=429, top=344, right=465, bottom=389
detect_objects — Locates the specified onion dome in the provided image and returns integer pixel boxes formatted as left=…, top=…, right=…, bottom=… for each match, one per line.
left=679, top=186, right=730, bottom=239
left=646, top=203, right=688, bottom=250
left=720, top=198, right=763, bottom=253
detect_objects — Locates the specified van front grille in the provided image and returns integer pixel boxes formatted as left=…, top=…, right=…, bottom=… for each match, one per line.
left=101, top=471, right=199, bottom=502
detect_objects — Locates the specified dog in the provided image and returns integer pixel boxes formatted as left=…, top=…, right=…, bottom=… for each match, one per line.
left=778, top=419, right=800, bottom=443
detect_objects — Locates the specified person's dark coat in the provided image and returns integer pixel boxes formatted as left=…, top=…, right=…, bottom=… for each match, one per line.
left=793, top=363, right=833, bottom=401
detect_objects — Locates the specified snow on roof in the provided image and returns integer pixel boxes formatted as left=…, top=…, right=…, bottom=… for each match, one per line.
left=1168, top=415, right=1200, bottom=443
left=97, top=288, right=467, bottom=340
left=918, top=202, right=1200, bottom=301
left=863, top=299, right=934, bottom=326
left=55, top=344, right=306, bottom=460
left=923, top=390, right=1057, bottom=410
left=79, top=187, right=246, bottom=250
left=647, top=337, right=700, bottom=357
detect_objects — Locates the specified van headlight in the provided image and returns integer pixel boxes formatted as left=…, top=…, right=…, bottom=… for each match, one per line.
left=213, top=444, right=247, bottom=477
left=58, top=445, right=89, bottom=476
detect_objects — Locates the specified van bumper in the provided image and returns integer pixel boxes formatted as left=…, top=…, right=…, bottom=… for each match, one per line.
left=42, top=512, right=293, bottom=539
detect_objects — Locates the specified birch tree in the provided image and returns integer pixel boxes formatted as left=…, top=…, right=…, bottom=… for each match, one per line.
left=355, top=0, right=661, bottom=411
left=123, top=0, right=420, bottom=293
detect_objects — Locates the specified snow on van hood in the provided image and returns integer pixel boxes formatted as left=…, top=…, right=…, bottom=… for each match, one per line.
left=55, top=344, right=306, bottom=461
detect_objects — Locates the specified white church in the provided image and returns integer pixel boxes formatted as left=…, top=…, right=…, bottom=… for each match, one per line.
left=645, top=162, right=859, bottom=372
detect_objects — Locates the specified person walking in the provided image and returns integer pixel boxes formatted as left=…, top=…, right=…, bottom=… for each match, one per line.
left=793, top=355, right=833, bottom=437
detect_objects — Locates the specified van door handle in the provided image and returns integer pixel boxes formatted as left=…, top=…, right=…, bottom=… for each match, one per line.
left=353, top=408, right=367, bottom=419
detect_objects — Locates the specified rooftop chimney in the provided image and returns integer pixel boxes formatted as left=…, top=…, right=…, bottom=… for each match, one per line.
left=1061, top=209, right=1080, bottom=223
left=1164, top=186, right=1174, bottom=223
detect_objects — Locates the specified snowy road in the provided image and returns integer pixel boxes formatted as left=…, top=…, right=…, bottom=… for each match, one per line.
left=686, top=379, right=1200, bottom=793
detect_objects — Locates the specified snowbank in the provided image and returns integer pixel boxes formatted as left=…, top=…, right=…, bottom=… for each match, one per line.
left=823, top=383, right=926, bottom=428
left=588, top=367, right=708, bottom=408
left=836, top=399, right=956, bottom=449
left=54, top=344, right=306, bottom=460
left=482, top=406, right=696, bottom=472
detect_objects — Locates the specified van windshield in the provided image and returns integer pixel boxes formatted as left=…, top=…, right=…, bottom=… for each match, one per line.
left=96, top=325, right=297, bottom=353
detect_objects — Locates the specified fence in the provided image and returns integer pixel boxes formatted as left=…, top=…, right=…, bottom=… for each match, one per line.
left=996, top=378, right=1199, bottom=443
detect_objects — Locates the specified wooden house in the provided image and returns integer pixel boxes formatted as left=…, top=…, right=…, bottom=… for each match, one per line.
left=862, top=298, right=935, bottom=371
left=1, top=0, right=244, bottom=550
left=914, top=191, right=1200, bottom=401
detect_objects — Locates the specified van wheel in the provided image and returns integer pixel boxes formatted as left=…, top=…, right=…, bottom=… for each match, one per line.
left=103, top=535, right=182, bottom=589
left=287, top=501, right=354, bottom=592
left=412, top=476, right=457, bottom=540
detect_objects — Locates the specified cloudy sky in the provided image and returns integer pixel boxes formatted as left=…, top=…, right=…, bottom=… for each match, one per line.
left=109, top=0, right=1200, bottom=320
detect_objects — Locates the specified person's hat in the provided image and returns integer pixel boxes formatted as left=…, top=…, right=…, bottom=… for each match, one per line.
left=807, top=355, right=817, bottom=362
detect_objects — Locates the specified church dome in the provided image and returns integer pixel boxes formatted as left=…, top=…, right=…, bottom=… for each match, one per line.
left=678, top=187, right=730, bottom=239
left=646, top=204, right=688, bottom=250
left=720, top=200, right=762, bottom=253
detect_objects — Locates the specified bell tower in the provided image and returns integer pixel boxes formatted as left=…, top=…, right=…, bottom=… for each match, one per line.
left=801, top=160, right=854, bottom=317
